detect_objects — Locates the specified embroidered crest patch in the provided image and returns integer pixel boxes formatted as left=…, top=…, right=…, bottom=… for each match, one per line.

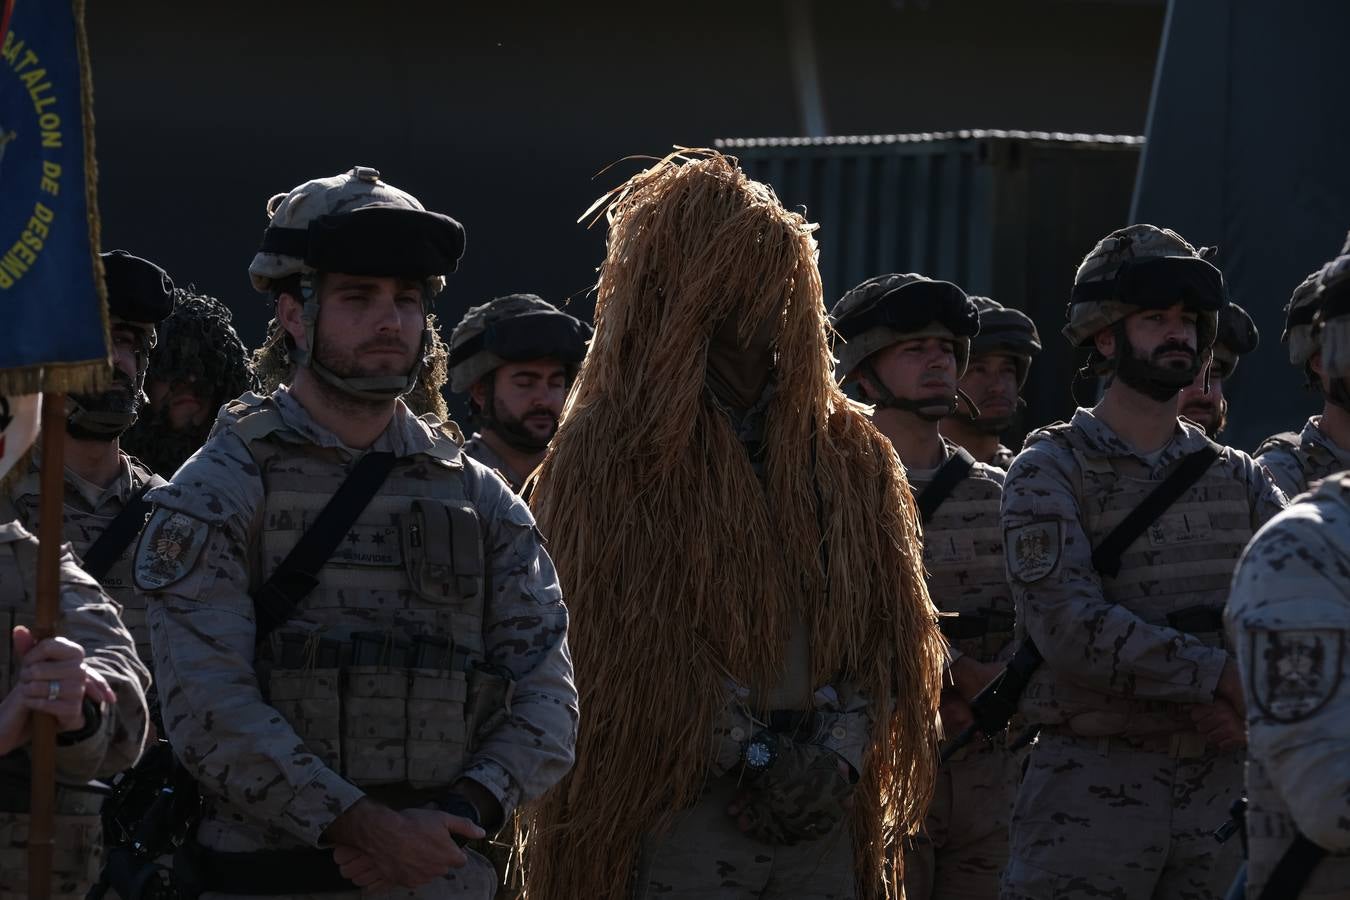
left=1005, top=520, right=1062, bottom=584
left=134, top=509, right=209, bottom=590
left=1250, top=628, right=1344, bottom=723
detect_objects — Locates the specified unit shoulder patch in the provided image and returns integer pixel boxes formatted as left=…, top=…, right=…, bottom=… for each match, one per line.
left=1006, top=519, right=1062, bottom=584
left=1249, top=627, right=1344, bottom=723
left=134, top=508, right=210, bottom=591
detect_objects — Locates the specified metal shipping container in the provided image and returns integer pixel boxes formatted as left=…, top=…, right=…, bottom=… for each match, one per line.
left=715, top=130, right=1143, bottom=443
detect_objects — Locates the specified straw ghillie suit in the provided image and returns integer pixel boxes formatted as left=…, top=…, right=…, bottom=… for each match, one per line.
left=525, top=151, right=944, bottom=900
left=251, top=312, right=452, bottom=421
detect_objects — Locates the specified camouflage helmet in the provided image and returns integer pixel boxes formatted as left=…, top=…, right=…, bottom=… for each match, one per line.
left=447, top=293, right=591, bottom=394
left=967, top=296, right=1041, bottom=387
left=248, top=166, right=465, bottom=295
left=1211, top=300, right=1259, bottom=379
left=828, top=273, right=979, bottom=380
left=1063, top=224, right=1226, bottom=353
left=248, top=166, right=466, bottom=402
left=1315, top=245, right=1350, bottom=381
left=1282, top=269, right=1326, bottom=367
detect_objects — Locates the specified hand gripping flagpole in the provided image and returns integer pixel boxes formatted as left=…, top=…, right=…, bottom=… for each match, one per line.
left=28, top=392, right=65, bottom=900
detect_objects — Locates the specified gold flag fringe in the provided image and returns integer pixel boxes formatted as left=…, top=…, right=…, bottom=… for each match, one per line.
left=0, top=360, right=108, bottom=397
left=1, top=1, right=113, bottom=397
left=524, top=150, right=945, bottom=900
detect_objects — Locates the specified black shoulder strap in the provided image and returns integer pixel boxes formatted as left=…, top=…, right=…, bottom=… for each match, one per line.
left=1090, top=442, right=1221, bottom=578
left=252, top=451, right=398, bottom=643
left=917, top=447, right=976, bottom=524
left=1257, top=831, right=1328, bottom=900
left=81, top=477, right=165, bottom=580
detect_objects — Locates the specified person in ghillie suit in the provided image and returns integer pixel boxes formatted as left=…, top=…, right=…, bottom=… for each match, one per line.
left=122, top=288, right=259, bottom=476
left=523, top=150, right=945, bottom=900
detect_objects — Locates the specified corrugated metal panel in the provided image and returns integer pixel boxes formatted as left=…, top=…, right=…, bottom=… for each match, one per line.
left=713, top=129, right=1144, bottom=438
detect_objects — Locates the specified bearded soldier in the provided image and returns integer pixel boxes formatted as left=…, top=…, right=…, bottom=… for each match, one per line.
left=940, top=297, right=1041, bottom=470
left=1000, top=225, right=1287, bottom=899
left=133, top=166, right=577, bottom=899
left=1176, top=300, right=1258, bottom=439
left=1226, top=249, right=1350, bottom=900
left=3, top=251, right=175, bottom=664
left=830, top=276, right=1015, bottom=899
left=1256, top=261, right=1350, bottom=497
left=254, top=292, right=456, bottom=425
left=122, top=289, right=258, bottom=477
left=447, top=294, right=590, bottom=492
left=524, top=151, right=944, bottom=900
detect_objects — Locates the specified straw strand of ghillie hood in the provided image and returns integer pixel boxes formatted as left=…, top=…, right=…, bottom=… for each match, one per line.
left=524, top=150, right=944, bottom=900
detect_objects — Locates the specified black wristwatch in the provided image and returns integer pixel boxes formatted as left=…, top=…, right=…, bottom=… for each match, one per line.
left=741, top=730, right=778, bottom=774
left=56, top=698, right=102, bottom=747
left=438, top=791, right=482, bottom=827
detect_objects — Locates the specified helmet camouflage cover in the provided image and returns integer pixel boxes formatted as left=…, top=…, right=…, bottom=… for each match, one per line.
left=447, top=293, right=591, bottom=394
left=1063, top=224, right=1224, bottom=353
left=829, top=273, right=979, bottom=379
left=1211, top=299, right=1259, bottom=379
left=967, top=296, right=1041, bottom=387
left=1282, top=269, right=1326, bottom=367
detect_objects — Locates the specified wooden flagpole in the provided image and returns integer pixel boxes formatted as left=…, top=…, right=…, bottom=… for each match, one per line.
left=28, top=392, right=65, bottom=900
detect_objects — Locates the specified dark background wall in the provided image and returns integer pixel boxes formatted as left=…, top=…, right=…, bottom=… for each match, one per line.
left=87, top=0, right=1164, bottom=357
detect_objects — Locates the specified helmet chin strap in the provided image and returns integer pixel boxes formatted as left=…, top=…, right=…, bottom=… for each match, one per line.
left=859, top=361, right=979, bottom=422
left=293, top=274, right=428, bottom=402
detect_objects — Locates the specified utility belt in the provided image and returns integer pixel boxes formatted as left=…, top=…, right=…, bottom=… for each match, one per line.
left=265, top=630, right=513, bottom=791
left=938, top=608, right=1015, bottom=661
left=1042, top=726, right=1212, bottom=760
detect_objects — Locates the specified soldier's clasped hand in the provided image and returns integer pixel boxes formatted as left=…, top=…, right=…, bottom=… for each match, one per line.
left=0, top=625, right=115, bottom=754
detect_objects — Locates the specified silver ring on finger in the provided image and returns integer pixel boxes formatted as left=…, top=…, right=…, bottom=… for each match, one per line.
left=46, top=680, right=60, bottom=702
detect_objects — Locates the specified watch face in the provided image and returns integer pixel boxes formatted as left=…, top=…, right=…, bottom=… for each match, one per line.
left=745, top=740, right=774, bottom=770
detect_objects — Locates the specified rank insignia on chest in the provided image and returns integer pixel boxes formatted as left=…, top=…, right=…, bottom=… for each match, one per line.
left=1005, top=519, right=1061, bottom=584
left=1250, top=627, right=1344, bottom=723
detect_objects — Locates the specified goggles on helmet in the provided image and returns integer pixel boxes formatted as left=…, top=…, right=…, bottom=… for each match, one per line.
left=448, top=310, right=591, bottom=369
left=1069, top=255, right=1228, bottom=312
left=832, top=279, right=978, bottom=341
left=260, top=204, right=466, bottom=280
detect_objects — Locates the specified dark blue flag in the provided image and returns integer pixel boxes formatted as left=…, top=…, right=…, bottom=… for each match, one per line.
left=0, top=0, right=107, bottom=395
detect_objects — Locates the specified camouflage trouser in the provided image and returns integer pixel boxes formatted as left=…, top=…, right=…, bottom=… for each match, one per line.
left=1000, top=731, right=1243, bottom=900
left=0, top=811, right=103, bottom=900
left=903, top=740, right=1018, bottom=900
left=199, top=847, right=498, bottom=900
left=632, top=774, right=856, bottom=900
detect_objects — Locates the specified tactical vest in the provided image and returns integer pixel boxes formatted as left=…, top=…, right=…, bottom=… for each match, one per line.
left=0, top=524, right=104, bottom=899
left=232, top=401, right=504, bottom=795
left=1020, top=426, right=1254, bottom=736
left=910, top=464, right=1012, bottom=662
left=1256, top=430, right=1349, bottom=498
left=4, top=458, right=161, bottom=664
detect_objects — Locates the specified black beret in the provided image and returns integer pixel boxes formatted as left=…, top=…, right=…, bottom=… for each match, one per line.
left=101, top=250, right=175, bottom=324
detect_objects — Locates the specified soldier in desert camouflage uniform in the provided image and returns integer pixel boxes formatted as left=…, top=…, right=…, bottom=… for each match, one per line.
left=1000, top=225, right=1286, bottom=900
left=0, top=400, right=151, bottom=899
left=1176, top=300, right=1258, bottom=439
left=3, top=251, right=175, bottom=665
left=133, top=167, right=577, bottom=899
left=830, top=276, right=1014, bottom=900
left=447, top=294, right=589, bottom=493
left=1257, top=248, right=1350, bottom=496
left=940, top=297, right=1041, bottom=471
left=1225, top=245, right=1350, bottom=900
